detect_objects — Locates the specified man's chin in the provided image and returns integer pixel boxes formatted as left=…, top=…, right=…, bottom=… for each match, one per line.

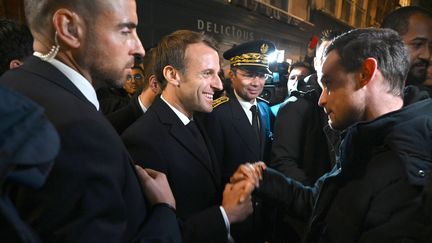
left=406, top=70, right=426, bottom=85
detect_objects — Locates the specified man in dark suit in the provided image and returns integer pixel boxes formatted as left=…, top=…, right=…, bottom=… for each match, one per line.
left=203, top=40, right=276, bottom=243
left=122, top=30, right=254, bottom=243
left=0, top=0, right=181, bottom=242
left=204, top=40, right=275, bottom=186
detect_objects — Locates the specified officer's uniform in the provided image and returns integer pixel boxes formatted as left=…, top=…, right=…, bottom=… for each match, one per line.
left=204, top=40, right=276, bottom=243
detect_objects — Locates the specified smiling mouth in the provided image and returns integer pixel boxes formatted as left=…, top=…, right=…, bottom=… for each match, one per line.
left=203, top=92, right=214, bottom=100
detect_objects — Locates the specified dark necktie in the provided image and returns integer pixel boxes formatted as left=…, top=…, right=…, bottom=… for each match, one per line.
left=187, top=120, right=210, bottom=156
left=250, top=105, right=260, bottom=141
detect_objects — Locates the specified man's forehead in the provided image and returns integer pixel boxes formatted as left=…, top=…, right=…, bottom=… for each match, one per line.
left=322, top=51, right=341, bottom=74
left=404, top=14, right=432, bottom=40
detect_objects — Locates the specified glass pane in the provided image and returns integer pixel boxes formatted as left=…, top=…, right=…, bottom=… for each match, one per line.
left=355, top=9, right=364, bottom=26
left=324, top=0, right=336, bottom=13
left=341, top=0, right=352, bottom=23
left=270, top=0, right=288, bottom=11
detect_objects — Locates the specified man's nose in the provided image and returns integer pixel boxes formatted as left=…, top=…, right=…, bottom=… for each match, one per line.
left=419, top=43, right=432, bottom=61
left=318, top=90, right=327, bottom=107
left=132, top=32, right=145, bottom=57
left=212, top=75, right=223, bottom=91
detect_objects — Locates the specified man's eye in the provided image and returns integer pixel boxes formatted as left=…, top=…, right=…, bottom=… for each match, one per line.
left=134, top=74, right=142, bottom=80
left=257, top=73, right=267, bottom=79
left=121, top=29, right=132, bottom=36
left=203, top=71, right=212, bottom=77
left=411, top=41, right=424, bottom=49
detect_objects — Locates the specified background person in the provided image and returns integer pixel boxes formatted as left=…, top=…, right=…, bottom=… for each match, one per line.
left=0, top=19, right=33, bottom=75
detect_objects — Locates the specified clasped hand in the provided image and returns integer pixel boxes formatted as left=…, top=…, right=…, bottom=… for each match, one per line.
left=222, top=162, right=267, bottom=223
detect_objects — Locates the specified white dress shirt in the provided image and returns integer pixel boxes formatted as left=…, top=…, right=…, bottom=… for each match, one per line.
left=34, top=53, right=100, bottom=110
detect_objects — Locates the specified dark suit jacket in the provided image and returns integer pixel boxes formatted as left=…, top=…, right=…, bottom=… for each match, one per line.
left=106, top=91, right=143, bottom=134
left=0, top=56, right=181, bottom=243
left=270, top=89, right=334, bottom=186
left=96, top=86, right=130, bottom=115
left=204, top=92, right=274, bottom=185
left=122, top=96, right=228, bottom=243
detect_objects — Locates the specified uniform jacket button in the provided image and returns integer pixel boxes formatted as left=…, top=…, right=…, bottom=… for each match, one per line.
left=418, top=170, right=425, bottom=177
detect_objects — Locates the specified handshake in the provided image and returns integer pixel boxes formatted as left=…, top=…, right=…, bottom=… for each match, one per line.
left=135, top=162, right=267, bottom=225
left=222, top=162, right=267, bottom=224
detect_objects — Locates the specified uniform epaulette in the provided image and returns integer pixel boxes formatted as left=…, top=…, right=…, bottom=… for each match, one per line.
left=213, top=96, right=229, bottom=108
left=257, top=96, right=270, bottom=104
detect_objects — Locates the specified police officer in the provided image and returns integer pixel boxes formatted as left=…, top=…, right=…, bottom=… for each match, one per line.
left=204, top=40, right=276, bottom=243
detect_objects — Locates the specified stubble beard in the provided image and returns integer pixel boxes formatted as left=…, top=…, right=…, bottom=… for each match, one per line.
left=406, top=68, right=427, bottom=86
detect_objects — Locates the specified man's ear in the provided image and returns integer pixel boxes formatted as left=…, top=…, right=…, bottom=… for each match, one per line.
left=229, top=69, right=236, bottom=80
left=149, top=75, right=161, bottom=94
left=52, top=9, right=83, bottom=49
left=163, top=66, right=180, bottom=87
left=358, top=57, right=377, bottom=87
left=9, top=59, right=23, bottom=70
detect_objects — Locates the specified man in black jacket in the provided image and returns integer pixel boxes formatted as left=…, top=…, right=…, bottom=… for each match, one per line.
left=0, top=0, right=181, bottom=242
left=233, top=28, right=432, bottom=242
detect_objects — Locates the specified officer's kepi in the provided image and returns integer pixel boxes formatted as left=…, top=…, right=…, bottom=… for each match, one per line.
left=223, top=40, right=276, bottom=74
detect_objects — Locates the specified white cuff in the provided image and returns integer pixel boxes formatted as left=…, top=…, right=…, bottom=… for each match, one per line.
left=219, top=206, right=235, bottom=243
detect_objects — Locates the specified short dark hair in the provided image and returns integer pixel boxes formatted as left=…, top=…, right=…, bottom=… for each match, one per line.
left=0, top=19, right=33, bottom=75
left=24, top=0, right=101, bottom=35
left=289, top=61, right=314, bottom=74
left=318, top=29, right=343, bottom=46
left=154, top=30, right=218, bottom=90
left=326, top=28, right=409, bottom=97
left=381, top=6, right=432, bottom=36
left=142, top=48, right=157, bottom=90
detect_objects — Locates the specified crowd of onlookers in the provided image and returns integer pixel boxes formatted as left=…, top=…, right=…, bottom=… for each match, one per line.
left=0, top=1, right=431, bottom=243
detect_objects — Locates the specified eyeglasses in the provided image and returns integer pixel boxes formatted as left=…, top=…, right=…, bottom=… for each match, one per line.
left=127, top=73, right=143, bottom=82
left=234, top=70, right=270, bottom=80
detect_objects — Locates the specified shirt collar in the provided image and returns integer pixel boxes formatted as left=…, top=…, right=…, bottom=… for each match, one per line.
left=234, top=90, right=257, bottom=110
left=160, top=95, right=191, bottom=125
left=33, top=53, right=100, bottom=110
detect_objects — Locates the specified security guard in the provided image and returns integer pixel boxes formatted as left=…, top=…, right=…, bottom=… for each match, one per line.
left=203, top=40, right=276, bottom=243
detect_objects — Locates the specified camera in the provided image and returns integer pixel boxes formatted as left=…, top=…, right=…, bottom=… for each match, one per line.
left=260, top=61, right=289, bottom=105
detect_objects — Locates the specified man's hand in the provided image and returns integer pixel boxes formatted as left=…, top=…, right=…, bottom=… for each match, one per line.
left=135, top=165, right=176, bottom=209
left=230, top=162, right=267, bottom=185
left=222, top=180, right=255, bottom=224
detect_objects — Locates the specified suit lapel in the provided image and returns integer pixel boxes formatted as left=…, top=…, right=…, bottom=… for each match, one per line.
left=22, top=56, right=95, bottom=108
left=195, top=114, right=221, bottom=185
left=153, top=98, right=219, bottom=183
left=229, top=94, right=261, bottom=159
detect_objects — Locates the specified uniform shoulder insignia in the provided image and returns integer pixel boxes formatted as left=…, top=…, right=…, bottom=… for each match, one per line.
left=213, top=96, right=229, bottom=108
left=257, top=96, right=269, bottom=104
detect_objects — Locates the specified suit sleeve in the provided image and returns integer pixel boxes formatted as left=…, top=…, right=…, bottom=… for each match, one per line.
left=106, top=94, right=143, bottom=134
left=133, top=205, right=181, bottom=243
left=269, top=99, right=310, bottom=183
left=255, top=167, right=321, bottom=220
